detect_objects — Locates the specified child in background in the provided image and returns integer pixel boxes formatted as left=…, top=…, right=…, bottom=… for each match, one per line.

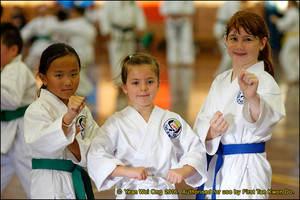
left=24, top=43, right=98, bottom=199
left=1, top=22, right=37, bottom=198
left=87, top=52, right=207, bottom=199
left=270, top=0, right=299, bottom=84
left=193, top=11, right=285, bottom=199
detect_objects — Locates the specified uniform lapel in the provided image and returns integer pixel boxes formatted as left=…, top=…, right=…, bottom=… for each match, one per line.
left=130, top=106, right=163, bottom=166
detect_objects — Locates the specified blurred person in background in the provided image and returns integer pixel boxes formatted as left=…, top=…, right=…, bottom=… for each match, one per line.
left=48, top=6, right=97, bottom=100
left=21, top=4, right=57, bottom=74
left=9, top=6, right=27, bottom=30
left=1, top=22, right=37, bottom=199
left=270, top=0, right=299, bottom=85
left=159, top=1, right=196, bottom=119
left=99, top=1, right=146, bottom=111
left=213, top=1, right=247, bottom=77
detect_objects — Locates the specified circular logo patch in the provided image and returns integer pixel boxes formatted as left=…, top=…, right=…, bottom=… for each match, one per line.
left=76, top=115, right=86, bottom=138
left=163, top=118, right=182, bottom=139
left=236, top=90, right=244, bottom=104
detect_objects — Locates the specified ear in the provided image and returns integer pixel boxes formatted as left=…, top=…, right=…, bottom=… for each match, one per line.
left=10, top=45, right=19, bottom=57
left=38, top=73, right=48, bottom=87
left=121, top=82, right=128, bottom=94
left=259, top=37, right=267, bottom=51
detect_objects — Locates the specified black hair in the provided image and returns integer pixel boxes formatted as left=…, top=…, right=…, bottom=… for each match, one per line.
left=38, top=43, right=81, bottom=90
left=1, top=22, right=23, bottom=54
left=71, top=6, right=85, bottom=16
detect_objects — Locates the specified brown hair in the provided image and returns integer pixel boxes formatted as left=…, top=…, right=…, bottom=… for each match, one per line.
left=120, top=52, right=160, bottom=84
left=224, top=11, right=274, bottom=77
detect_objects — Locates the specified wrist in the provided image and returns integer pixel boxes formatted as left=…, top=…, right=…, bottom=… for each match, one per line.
left=247, top=93, right=260, bottom=105
left=63, top=114, right=74, bottom=126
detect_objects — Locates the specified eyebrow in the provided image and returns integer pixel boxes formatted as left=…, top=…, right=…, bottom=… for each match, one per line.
left=53, top=68, right=79, bottom=73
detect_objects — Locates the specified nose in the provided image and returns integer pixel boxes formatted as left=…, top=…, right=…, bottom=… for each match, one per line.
left=64, top=77, right=72, bottom=86
left=236, top=40, right=244, bottom=49
left=140, top=82, right=147, bottom=91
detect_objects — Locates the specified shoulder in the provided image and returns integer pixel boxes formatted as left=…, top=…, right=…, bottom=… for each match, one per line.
left=257, top=72, right=281, bottom=94
left=158, top=107, right=186, bottom=125
left=211, top=70, right=231, bottom=87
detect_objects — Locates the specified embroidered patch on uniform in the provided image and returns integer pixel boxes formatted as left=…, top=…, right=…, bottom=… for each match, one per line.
left=236, top=90, right=245, bottom=104
left=163, top=118, right=182, bottom=139
left=76, top=115, right=86, bottom=138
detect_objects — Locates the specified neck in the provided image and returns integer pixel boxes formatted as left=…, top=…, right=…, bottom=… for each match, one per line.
left=132, top=104, right=154, bottom=123
left=231, top=61, right=257, bottom=82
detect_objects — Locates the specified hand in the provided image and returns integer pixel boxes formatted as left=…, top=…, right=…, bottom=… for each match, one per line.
left=63, top=96, right=85, bottom=125
left=238, top=70, right=259, bottom=100
left=207, top=111, right=228, bottom=140
left=110, top=166, right=148, bottom=181
left=126, top=167, right=148, bottom=181
left=167, top=165, right=196, bottom=184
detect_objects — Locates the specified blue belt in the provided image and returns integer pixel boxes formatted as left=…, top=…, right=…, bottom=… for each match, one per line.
left=196, top=142, right=266, bottom=199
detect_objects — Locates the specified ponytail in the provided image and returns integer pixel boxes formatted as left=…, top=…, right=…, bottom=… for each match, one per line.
left=259, top=41, right=274, bottom=77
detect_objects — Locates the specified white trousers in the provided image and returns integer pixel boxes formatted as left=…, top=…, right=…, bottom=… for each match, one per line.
left=1, top=129, right=31, bottom=198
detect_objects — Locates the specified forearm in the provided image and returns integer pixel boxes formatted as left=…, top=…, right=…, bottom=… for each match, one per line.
left=182, top=165, right=197, bottom=178
left=109, top=165, right=127, bottom=178
left=67, top=139, right=81, bottom=161
left=247, top=93, right=261, bottom=122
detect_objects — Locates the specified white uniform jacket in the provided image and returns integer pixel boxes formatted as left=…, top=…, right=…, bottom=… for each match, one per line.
left=88, top=106, right=207, bottom=199
left=49, top=17, right=97, bottom=67
left=159, top=1, right=196, bottom=64
left=193, top=61, right=286, bottom=199
left=275, top=7, right=299, bottom=35
left=213, top=2, right=241, bottom=39
left=24, top=89, right=99, bottom=198
left=99, top=1, right=146, bottom=37
left=1, top=55, right=37, bottom=154
left=21, top=15, right=57, bottom=70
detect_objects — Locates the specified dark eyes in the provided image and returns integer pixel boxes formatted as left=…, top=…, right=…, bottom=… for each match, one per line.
left=130, top=80, right=155, bottom=85
left=54, top=73, right=78, bottom=78
left=229, top=37, right=252, bottom=41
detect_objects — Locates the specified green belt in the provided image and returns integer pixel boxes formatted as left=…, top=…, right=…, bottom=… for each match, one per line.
left=1, top=105, right=29, bottom=122
left=34, top=35, right=51, bottom=41
left=32, top=158, right=95, bottom=199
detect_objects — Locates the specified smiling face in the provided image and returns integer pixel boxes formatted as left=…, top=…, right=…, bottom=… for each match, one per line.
left=121, top=64, right=159, bottom=110
left=226, top=27, right=266, bottom=69
left=39, top=55, right=80, bottom=105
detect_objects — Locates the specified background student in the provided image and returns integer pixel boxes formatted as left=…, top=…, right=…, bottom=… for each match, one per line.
left=1, top=22, right=37, bottom=198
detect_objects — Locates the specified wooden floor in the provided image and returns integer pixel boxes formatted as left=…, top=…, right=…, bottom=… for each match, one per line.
left=1, top=38, right=299, bottom=199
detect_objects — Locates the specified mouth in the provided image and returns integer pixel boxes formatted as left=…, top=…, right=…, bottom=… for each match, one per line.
left=138, top=94, right=150, bottom=98
left=62, top=89, right=73, bottom=92
left=234, top=52, right=246, bottom=56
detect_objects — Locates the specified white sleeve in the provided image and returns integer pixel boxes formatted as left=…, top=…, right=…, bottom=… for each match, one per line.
left=135, top=3, right=146, bottom=31
left=70, top=107, right=100, bottom=167
left=1, top=62, right=29, bottom=110
left=182, top=2, right=196, bottom=15
left=24, top=106, right=76, bottom=158
left=87, top=117, right=124, bottom=191
left=98, top=2, right=111, bottom=35
left=193, top=81, right=220, bottom=155
left=276, top=9, right=298, bottom=33
left=20, top=19, right=37, bottom=43
left=241, top=83, right=286, bottom=138
left=177, top=118, right=207, bottom=188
